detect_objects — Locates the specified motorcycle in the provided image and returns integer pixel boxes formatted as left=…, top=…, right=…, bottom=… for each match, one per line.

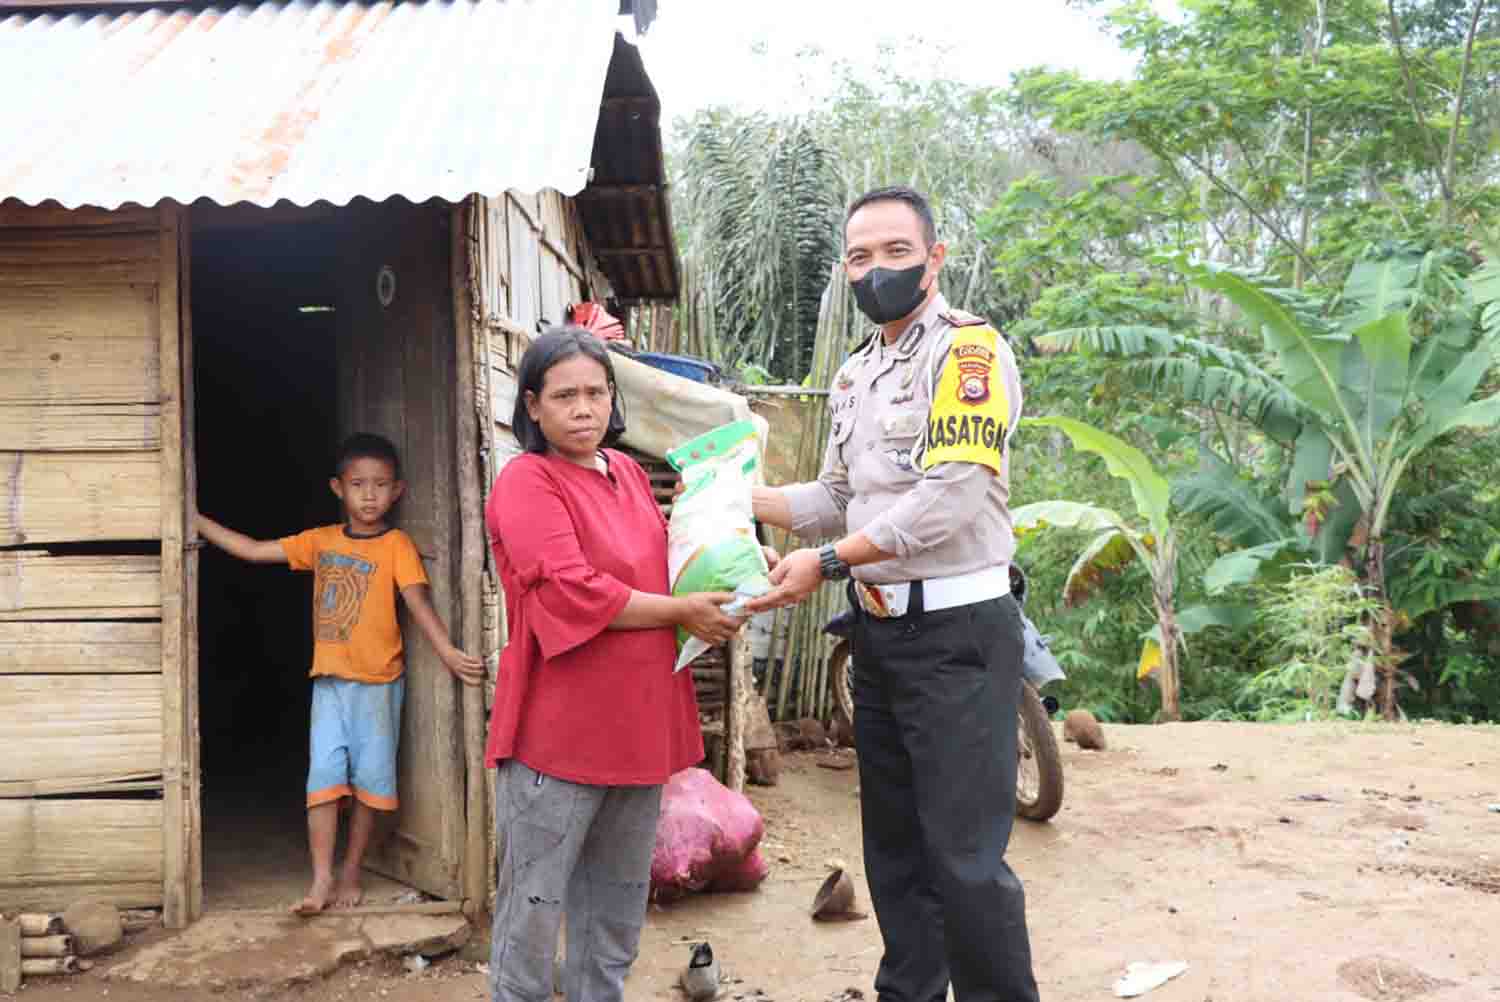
left=823, top=565, right=1066, bottom=822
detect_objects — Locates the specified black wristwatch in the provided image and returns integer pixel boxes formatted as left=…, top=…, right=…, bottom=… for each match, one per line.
left=818, top=544, right=851, bottom=581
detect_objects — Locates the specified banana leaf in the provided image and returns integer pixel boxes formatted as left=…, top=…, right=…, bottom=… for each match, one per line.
left=1187, top=265, right=1346, bottom=420
left=1013, top=499, right=1127, bottom=537
left=1204, top=538, right=1305, bottom=594
left=1341, top=250, right=1420, bottom=330
left=1172, top=453, right=1289, bottom=547
left=1404, top=392, right=1500, bottom=458
left=1063, top=528, right=1140, bottom=608
left=1021, top=415, right=1171, bottom=540
left=1342, top=312, right=1411, bottom=457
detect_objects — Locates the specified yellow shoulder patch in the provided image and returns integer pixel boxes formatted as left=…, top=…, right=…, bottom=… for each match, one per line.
left=922, top=326, right=1011, bottom=473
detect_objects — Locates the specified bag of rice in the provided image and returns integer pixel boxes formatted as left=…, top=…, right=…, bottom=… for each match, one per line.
left=666, top=420, right=770, bottom=671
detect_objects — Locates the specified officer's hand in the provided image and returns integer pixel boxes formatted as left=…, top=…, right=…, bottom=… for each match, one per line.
left=760, top=545, right=782, bottom=571
left=744, top=548, right=822, bottom=614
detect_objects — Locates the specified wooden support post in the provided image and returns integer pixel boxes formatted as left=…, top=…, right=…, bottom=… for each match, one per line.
left=158, top=200, right=197, bottom=929
left=0, top=917, right=21, bottom=993
left=178, top=203, right=202, bottom=923
left=452, top=202, right=490, bottom=915
left=726, top=632, right=750, bottom=793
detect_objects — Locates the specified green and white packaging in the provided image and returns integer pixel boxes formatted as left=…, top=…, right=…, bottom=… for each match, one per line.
left=665, top=420, right=770, bottom=671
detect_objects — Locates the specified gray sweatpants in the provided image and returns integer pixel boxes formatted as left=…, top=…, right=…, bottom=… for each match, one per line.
left=489, top=760, right=662, bottom=1002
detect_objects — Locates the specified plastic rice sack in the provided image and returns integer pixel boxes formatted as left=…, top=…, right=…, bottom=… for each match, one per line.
left=666, top=420, right=771, bottom=671
left=650, top=767, right=768, bottom=902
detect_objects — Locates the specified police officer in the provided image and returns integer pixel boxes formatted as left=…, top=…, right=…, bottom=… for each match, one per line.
left=745, top=186, right=1040, bottom=1002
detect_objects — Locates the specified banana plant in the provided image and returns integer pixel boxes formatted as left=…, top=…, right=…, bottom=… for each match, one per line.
left=1013, top=416, right=1193, bottom=720
left=1040, top=246, right=1500, bottom=718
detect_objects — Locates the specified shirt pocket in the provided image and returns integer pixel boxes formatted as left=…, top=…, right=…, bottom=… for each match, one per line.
left=878, top=409, right=924, bottom=473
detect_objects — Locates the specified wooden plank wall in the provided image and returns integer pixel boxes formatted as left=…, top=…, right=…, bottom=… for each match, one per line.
left=0, top=204, right=168, bottom=913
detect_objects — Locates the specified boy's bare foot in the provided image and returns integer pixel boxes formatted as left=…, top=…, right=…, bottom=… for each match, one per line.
left=332, top=871, right=364, bottom=909
left=293, top=873, right=334, bottom=916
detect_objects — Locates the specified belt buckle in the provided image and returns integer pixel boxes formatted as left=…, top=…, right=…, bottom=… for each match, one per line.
left=855, top=583, right=893, bottom=618
left=856, top=582, right=910, bottom=618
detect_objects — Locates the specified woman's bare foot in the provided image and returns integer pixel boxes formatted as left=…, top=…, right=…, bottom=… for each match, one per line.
left=292, top=872, right=334, bottom=916
left=332, top=869, right=364, bottom=909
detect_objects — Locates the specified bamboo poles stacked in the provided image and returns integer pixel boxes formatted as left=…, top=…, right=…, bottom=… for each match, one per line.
left=1, top=914, right=95, bottom=989
left=757, top=266, right=859, bottom=724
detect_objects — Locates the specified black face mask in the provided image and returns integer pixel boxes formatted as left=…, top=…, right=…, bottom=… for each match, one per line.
left=850, top=262, right=929, bottom=326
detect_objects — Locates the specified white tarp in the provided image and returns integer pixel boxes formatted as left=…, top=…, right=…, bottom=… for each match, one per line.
left=613, top=352, right=767, bottom=461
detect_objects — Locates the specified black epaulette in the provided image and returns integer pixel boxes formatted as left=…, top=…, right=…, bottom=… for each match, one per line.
left=939, top=306, right=987, bottom=328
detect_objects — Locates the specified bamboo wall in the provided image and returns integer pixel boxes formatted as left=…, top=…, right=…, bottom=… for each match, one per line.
left=467, top=191, right=598, bottom=665
left=461, top=191, right=596, bottom=913
left=746, top=272, right=853, bottom=725
left=0, top=204, right=172, bottom=911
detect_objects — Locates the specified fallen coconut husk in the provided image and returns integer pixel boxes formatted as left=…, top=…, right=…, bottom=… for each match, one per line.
left=1063, top=709, right=1107, bottom=750
left=812, top=868, right=857, bottom=920
left=63, top=899, right=122, bottom=957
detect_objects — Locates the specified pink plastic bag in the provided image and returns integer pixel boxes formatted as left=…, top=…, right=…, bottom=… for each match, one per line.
left=707, top=847, right=769, bottom=893
left=650, top=767, right=768, bottom=901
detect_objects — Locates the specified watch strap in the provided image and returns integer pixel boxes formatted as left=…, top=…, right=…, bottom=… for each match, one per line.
left=818, top=544, right=851, bottom=581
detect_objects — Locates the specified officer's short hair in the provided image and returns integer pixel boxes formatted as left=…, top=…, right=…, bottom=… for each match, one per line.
left=845, top=186, right=938, bottom=248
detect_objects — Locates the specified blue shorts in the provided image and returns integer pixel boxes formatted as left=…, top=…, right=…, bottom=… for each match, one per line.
left=306, top=675, right=404, bottom=811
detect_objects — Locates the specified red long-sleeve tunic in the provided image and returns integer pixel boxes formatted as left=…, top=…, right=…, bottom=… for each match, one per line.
left=483, top=449, right=704, bottom=786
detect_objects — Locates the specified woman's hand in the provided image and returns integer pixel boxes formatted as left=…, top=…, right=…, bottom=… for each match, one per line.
left=676, top=592, right=745, bottom=646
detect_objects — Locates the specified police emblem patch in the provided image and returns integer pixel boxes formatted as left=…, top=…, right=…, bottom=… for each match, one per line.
left=954, top=342, right=994, bottom=405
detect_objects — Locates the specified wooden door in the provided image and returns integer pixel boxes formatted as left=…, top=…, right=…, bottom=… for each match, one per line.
left=333, top=202, right=465, bottom=899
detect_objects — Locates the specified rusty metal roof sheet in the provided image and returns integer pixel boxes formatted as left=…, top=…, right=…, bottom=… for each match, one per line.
left=0, top=0, right=621, bottom=210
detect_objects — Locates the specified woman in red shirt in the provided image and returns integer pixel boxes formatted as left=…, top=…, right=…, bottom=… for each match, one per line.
left=484, top=327, right=742, bottom=1002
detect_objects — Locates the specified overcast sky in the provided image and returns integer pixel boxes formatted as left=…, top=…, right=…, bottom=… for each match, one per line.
left=633, top=1, right=1171, bottom=129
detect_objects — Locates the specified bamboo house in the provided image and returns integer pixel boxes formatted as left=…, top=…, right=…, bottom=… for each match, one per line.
left=0, top=0, right=766, bottom=930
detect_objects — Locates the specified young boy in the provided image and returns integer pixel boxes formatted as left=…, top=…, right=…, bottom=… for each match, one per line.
left=196, top=432, right=484, bottom=914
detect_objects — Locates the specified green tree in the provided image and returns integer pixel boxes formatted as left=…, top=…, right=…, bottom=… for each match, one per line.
left=1012, top=417, right=1191, bottom=719
left=672, top=113, right=842, bottom=381
left=1043, top=245, right=1500, bottom=718
left=1020, top=0, right=1500, bottom=284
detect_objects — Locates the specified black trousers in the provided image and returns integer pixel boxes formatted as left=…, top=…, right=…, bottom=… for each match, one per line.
left=850, top=584, right=1041, bottom=1002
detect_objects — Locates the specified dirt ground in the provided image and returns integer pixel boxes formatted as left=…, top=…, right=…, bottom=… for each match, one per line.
left=13, top=721, right=1500, bottom=1002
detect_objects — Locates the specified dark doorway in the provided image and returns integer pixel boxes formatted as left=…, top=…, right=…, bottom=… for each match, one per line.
left=190, top=217, right=408, bottom=909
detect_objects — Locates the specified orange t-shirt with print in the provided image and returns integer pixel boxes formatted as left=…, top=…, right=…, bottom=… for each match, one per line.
left=279, top=525, right=429, bottom=684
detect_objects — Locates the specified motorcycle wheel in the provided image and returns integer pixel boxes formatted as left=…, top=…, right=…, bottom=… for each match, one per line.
left=829, top=639, right=854, bottom=732
left=1015, top=680, right=1064, bottom=822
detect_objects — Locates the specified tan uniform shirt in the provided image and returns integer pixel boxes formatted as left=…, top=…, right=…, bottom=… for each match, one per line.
left=782, top=294, right=1023, bottom=586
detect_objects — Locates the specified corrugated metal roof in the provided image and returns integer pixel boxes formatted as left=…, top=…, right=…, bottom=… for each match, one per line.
left=0, top=0, right=621, bottom=210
